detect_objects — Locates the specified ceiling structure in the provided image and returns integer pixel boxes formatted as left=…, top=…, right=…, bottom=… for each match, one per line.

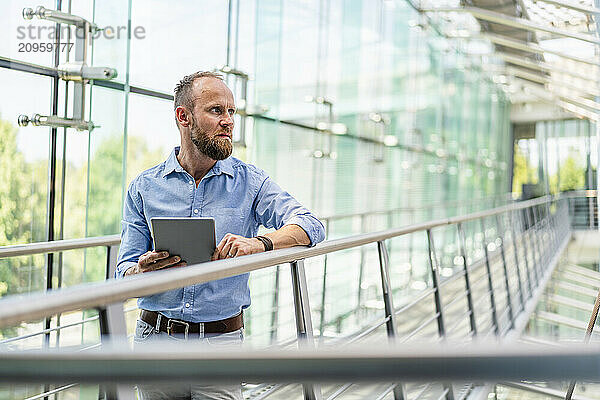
left=418, top=0, right=599, bottom=123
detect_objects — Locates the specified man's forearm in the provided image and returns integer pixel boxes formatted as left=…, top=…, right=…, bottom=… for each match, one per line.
left=263, top=224, right=310, bottom=250
left=213, top=224, right=312, bottom=260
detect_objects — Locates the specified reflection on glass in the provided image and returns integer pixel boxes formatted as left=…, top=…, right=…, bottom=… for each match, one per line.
left=129, top=0, right=228, bottom=92
left=0, top=0, right=57, bottom=66
left=125, top=92, right=178, bottom=184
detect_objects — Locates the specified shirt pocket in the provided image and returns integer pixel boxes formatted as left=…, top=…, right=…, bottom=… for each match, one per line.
left=207, top=207, right=246, bottom=241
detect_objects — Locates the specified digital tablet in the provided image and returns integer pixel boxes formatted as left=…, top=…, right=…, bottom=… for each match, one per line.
left=150, top=217, right=216, bottom=266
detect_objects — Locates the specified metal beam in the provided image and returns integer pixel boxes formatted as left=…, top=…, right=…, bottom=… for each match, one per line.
left=420, top=6, right=600, bottom=45
left=534, top=0, right=600, bottom=15
left=508, top=66, right=600, bottom=97
left=500, top=52, right=599, bottom=84
left=479, top=32, right=600, bottom=67
left=513, top=78, right=600, bottom=121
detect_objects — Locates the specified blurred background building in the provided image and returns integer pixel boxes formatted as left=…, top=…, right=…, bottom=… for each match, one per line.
left=0, top=0, right=599, bottom=399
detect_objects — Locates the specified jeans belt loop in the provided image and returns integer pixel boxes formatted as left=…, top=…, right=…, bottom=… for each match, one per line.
left=155, top=313, right=162, bottom=334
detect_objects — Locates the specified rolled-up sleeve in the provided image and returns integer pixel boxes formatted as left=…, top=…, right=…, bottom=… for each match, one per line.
left=115, top=183, right=152, bottom=278
left=253, top=176, right=325, bottom=246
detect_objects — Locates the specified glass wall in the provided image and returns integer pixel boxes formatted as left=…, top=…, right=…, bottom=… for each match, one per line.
left=513, top=119, right=596, bottom=197
left=0, top=0, right=520, bottom=396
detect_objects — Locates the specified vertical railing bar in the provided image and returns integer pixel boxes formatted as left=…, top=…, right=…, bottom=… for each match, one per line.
left=426, top=229, right=455, bottom=400
left=357, top=215, right=367, bottom=319
left=495, top=214, right=515, bottom=330
left=427, top=230, right=446, bottom=337
left=377, top=240, right=406, bottom=400
left=532, top=206, right=546, bottom=272
left=291, top=259, right=322, bottom=400
left=319, top=221, right=330, bottom=337
left=519, top=208, right=534, bottom=297
left=100, top=244, right=133, bottom=400
left=270, top=265, right=280, bottom=344
left=547, top=200, right=557, bottom=250
left=526, top=207, right=541, bottom=286
left=457, top=223, right=477, bottom=336
left=509, top=210, right=528, bottom=307
left=480, top=218, right=500, bottom=336
left=541, top=203, right=552, bottom=264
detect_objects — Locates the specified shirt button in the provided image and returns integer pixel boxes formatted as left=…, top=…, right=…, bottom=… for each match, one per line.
left=193, top=209, right=199, bottom=214
left=185, top=303, right=190, bottom=308
left=189, top=180, right=193, bottom=185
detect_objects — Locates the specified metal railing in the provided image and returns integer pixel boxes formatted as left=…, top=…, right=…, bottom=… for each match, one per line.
left=0, top=194, right=514, bottom=347
left=0, top=194, right=575, bottom=400
left=564, top=190, right=599, bottom=230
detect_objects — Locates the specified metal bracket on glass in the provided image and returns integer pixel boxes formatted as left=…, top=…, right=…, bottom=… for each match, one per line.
left=23, top=6, right=99, bottom=31
left=57, top=62, right=117, bottom=81
left=21, top=6, right=117, bottom=129
left=368, top=112, right=390, bottom=163
left=18, top=114, right=95, bottom=132
left=217, top=65, right=249, bottom=146
left=306, top=96, right=337, bottom=159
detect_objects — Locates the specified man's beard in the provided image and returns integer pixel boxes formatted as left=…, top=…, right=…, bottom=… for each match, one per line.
left=190, top=123, right=232, bottom=161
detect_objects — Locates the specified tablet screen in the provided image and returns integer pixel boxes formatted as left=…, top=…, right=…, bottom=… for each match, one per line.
left=150, top=217, right=216, bottom=266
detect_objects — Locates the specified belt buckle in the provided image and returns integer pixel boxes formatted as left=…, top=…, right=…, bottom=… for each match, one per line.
left=166, top=319, right=190, bottom=339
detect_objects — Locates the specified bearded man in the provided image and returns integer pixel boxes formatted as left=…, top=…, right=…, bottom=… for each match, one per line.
left=115, top=71, right=325, bottom=399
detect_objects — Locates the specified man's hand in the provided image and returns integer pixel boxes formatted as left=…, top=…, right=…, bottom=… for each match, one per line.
left=212, top=233, right=264, bottom=260
left=125, top=251, right=186, bottom=276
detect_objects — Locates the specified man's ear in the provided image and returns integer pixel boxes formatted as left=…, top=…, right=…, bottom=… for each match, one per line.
left=175, top=106, right=191, bottom=127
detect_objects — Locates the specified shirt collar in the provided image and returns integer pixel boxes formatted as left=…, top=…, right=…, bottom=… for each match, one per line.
left=162, top=146, right=235, bottom=178
left=161, top=147, right=185, bottom=177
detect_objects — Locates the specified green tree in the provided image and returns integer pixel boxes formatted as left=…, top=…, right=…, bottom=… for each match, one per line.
left=512, top=143, right=537, bottom=195
left=0, top=118, right=47, bottom=337
left=550, top=155, right=585, bottom=193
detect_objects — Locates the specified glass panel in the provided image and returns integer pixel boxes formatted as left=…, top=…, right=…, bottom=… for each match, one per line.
left=0, top=68, right=51, bottom=308
left=125, top=92, right=178, bottom=184
left=0, top=0, right=58, bottom=66
left=128, top=0, right=228, bottom=92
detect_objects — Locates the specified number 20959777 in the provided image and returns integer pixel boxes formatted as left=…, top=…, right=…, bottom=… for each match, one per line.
left=18, top=42, right=74, bottom=52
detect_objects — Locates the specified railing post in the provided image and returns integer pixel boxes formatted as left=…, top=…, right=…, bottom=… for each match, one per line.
left=377, top=240, right=406, bottom=400
left=509, top=210, right=529, bottom=305
left=532, top=206, right=546, bottom=273
left=319, top=221, right=330, bottom=337
left=495, top=214, right=515, bottom=329
left=100, top=244, right=128, bottom=342
left=270, top=265, right=280, bottom=344
left=357, top=214, right=367, bottom=317
left=526, top=208, right=542, bottom=286
left=426, top=229, right=455, bottom=400
left=546, top=200, right=557, bottom=249
left=480, top=219, right=500, bottom=336
left=290, top=259, right=322, bottom=400
left=99, top=244, right=134, bottom=400
left=517, top=209, right=534, bottom=298
left=589, top=194, right=596, bottom=229
left=457, top=223, right=477, bottom=336
left=542, top=202, right=553, bottom=261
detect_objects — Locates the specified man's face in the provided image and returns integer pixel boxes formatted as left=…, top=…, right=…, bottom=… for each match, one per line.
left=188, top=78, right=236, bottom=160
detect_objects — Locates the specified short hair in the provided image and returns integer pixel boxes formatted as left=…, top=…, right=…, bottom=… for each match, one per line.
left=173, top=71, right=224, bottom=124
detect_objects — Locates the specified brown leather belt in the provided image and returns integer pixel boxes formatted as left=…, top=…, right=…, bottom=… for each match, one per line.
left=140, top=309, right=243, bottom=336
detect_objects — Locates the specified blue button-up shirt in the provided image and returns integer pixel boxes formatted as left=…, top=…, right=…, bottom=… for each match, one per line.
left=116, top=147, right=325, bottom=322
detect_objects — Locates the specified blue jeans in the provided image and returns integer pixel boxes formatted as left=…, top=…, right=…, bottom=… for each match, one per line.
left=134, top=318, right=244, bottom=400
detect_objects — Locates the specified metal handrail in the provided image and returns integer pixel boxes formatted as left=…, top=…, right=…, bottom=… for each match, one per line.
left=0, top=195, right=556, bottom=328
left=2, top=342, right=600, bottom=383
left=0, top=194, right=516, bottom=259
left=0, top=234, right=120, bottom=258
